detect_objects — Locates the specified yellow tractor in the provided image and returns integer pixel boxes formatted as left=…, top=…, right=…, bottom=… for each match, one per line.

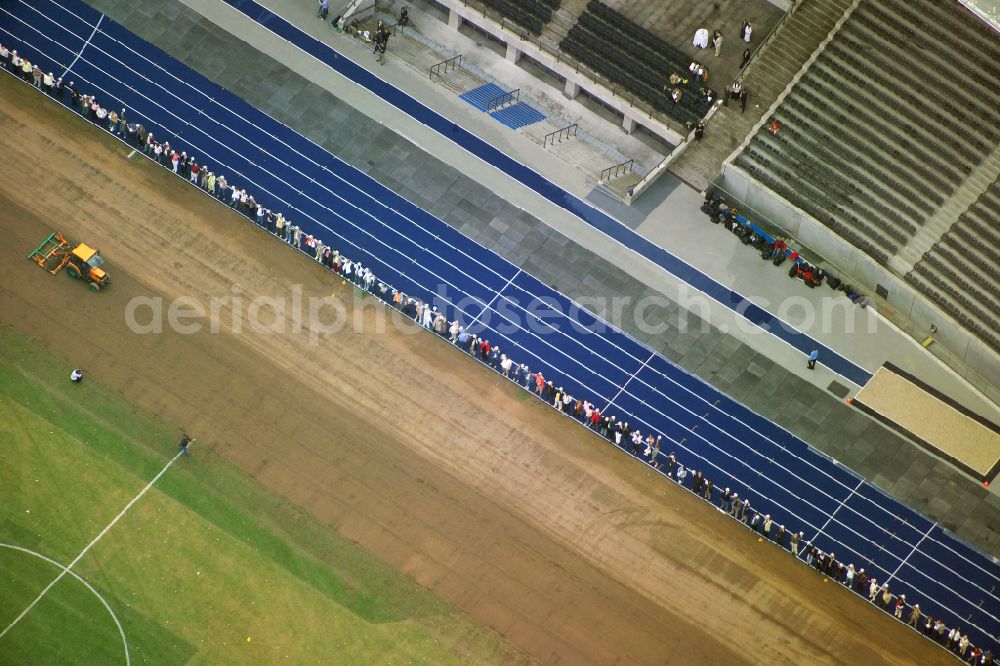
left=28, top=232, right=110, bottom=292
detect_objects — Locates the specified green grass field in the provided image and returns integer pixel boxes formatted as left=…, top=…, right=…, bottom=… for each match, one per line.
left=0, top=325, right=524, bottom=665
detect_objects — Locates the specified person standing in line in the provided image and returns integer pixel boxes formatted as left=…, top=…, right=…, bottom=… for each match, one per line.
left=449, top=320, right=461, bottom=343
left=774, top=524, right=785, bottom=548
left=907, top=603, right=921, bottom=627
left=894, top=594, right=906, bottom=618
left=790, top=531, right=802, bottom=556
left=807, top=348, right=819, bottom=370
left=500, top=354, right=512, bottom=377
left=703, top=477, right=713, bottom=500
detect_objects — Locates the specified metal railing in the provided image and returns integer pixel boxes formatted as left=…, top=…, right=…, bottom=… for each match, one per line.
left=542, top=123, right=579, bottom=147
left=600, top=159, right=634, bottom=181
left=485, top=88, right=519, bottom=111
left=429, top=54, right=463, bottom=79
left=456, top=0, right=687, bottom=138
left=736, top=0, right=799, bottom=83
left=705, top=178, right=1000, bottom=406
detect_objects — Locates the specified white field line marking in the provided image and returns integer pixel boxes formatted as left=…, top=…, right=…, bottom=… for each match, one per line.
left=59, top=13, right=102, bottom=80
left=0, top=543, right=130, bottom=665
left=886, top=522, right=938, bottom=587
left=15, top=0, right=999, bottom=599
left=604, top=352, right=656, bottom=413
left=0, top=448, right=185, bottom=641
left=812, top=479, right=864, bottom=544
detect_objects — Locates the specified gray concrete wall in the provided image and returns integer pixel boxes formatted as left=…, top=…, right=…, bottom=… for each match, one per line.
left=434, top=0, right=685, bottom=145
left=718, top=163, right=1000, bottom=397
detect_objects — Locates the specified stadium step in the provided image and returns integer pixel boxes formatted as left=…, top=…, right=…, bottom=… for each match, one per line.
left=894, top=143, right=1000, bottom=273
left=459, top=82, right=509, bottom=112
left=490, top=102, right=546, bottom=129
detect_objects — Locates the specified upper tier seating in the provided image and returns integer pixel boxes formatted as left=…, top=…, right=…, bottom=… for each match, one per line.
left=734, top=0, right=1000, bottom=265
left=559, top=0, right=712, bottom=127
left=480, top=0, right=561, bottom=35
left=906, top=180, right=1000, bottom=354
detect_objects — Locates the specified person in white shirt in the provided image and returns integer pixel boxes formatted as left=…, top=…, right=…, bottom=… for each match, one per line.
left=70, top=368, right=84, bottom=383
left=421, top=304, right=433, bottom=329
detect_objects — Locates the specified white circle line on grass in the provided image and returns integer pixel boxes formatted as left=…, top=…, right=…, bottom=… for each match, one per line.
left=0, top=542, right=130, bottom=666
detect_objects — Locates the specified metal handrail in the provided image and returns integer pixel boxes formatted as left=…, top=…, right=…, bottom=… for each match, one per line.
left=485, top=88, right=519, bottom=111
left=600, top=159, right=634, bottom=181
left=430, top=54, right=463, bottom=79
left=542, top=123, right=579, bottom=147
left=736, top=0, right=799, bottom=82
left=457, top=0, right=690, bottom=137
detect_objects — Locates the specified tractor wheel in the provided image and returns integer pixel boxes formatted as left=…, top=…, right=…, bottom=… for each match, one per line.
left=89, top=282, right=101, bottom=292
left=66, top=265, right=80, bottom=280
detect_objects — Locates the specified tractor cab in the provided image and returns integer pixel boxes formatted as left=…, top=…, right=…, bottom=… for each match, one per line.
left=71, top=244, right=109, bottom=288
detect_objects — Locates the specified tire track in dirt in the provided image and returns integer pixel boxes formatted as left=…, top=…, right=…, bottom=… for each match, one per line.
left=0, top=76, right=951, bottom=665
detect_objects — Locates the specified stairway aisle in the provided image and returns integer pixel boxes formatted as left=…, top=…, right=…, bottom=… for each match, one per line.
left=667, top=0, right=855, bottom=190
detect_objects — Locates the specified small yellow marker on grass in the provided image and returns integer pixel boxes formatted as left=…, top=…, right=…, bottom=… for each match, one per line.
left=757, top=537, right=763, bottom=542
left=246, top=636, right=252, bottom=643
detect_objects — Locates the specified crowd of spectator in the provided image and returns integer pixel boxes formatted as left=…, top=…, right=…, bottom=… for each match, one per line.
left=3, top=40, right=992, bottom=664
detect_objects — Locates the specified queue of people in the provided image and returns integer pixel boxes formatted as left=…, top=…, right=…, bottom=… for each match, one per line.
left=3, top=40, right=989, bottom=663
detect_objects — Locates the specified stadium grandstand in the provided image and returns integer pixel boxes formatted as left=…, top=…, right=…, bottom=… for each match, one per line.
left=719, top=0, right=1000, bottom=374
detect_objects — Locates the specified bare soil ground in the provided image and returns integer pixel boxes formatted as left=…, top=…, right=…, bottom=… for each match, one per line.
left=0, top=74, right=951, bottom=665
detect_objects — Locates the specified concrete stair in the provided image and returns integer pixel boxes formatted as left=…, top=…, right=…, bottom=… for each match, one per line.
left=668, top=0, right=854, bottom=189
left=894, top=146, right=1000, bottom=273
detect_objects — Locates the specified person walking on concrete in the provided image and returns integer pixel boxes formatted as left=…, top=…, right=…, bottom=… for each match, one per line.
left=317, top=0, right=329, bottom=19
left=807, top=348, right=819, bottom=370
left=374, top=26, right=389, bottom=65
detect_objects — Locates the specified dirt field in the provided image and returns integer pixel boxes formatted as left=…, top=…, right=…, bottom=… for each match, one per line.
left=0, top=75, right=951, bottom=665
